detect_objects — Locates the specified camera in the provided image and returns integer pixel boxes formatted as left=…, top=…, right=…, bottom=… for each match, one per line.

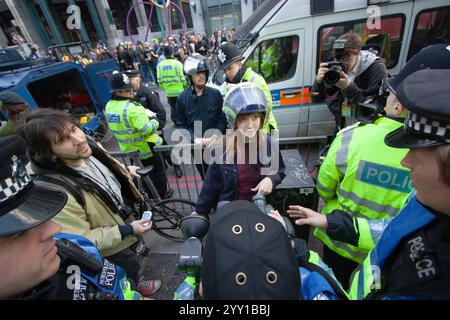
left=323, top=59, right=346, bottom=87
left=355, top=78, right=390, bottom=123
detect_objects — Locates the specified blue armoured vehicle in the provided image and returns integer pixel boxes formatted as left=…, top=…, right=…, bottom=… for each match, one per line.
left=0, top=44, right=118, bottom=138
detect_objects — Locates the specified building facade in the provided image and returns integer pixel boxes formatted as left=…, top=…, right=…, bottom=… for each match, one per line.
left=0, top=0, right=265, bottom=51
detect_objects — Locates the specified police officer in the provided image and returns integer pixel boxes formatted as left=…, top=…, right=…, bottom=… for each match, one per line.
left=175, top=56, right=227, bottom=179
left=0, top=135, right=143, bottom=300
left=0, top=91, right=29, bottom=137
left=125, top=69, right=183, bottom=179
left=217, top=42, right=278, bottom=134
left=157, top=45, right=188, bottom=124
left=290, top=67, right=450, bottom=299
left=260, top=40, right=280, bottom=82
left=351, top=68, right=450, bottom=299
left=105, top=71, right=170, bottom=199
left=289, top=44, right=450, bottom=288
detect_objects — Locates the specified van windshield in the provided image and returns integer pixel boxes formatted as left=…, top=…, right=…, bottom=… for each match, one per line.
left=235, top=0, right=287, bottom=50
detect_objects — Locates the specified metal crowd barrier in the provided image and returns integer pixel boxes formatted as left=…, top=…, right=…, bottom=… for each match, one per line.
left=153, top=136, right=329, bottom=203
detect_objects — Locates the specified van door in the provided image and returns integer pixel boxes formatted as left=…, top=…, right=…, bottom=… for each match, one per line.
left=84, top=59, right=118, bottom=109
left=244, top=29, right=306, bottom=138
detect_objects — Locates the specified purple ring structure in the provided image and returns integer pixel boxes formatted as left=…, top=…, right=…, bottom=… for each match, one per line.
left=126, top=0, right=188, bottom=45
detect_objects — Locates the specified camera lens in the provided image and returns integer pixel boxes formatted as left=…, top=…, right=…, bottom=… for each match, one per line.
left=324, top=66, right=342, bottom=86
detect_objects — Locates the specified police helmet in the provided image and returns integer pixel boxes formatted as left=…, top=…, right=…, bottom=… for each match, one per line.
left=387, top=44, right=450, bottom=95
left=0, top=135, right=68, bottom=237
left=217, top=43, right=244, bottom=70
left=163, top=45, right=173, bottom=58
left=222, top=83, right=268, bottom=129
left=108, top=71, right=133, bottom=93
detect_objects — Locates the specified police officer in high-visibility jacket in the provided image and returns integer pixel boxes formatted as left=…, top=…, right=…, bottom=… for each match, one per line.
left=217, top=42, right=277, bottom=134
left=309, top=80, right=412, bottom=287
left=105, top=71, right=169, bottom=199
left=157, top=45, right=188, bottom=123
left=289, top=44, right=450, bottom=295
left=260, top=40, right=279, bottom=83
left=290, top=67, right=450, bottom=300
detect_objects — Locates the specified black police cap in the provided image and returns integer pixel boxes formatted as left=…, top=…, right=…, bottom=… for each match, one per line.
left=387, top=44, right=450, bottom=94
left=385, top=69, right=450, bottom=149
left=0, top=91, right=26, bottom=106
left=201, top=200, right=300, bottom=300
left=108, top=71, right=133, bottom=93
left=217, top=43, right=244, bottom=70
left=0, top=135, right=67, bottom=237
left=163, top=45, right=173, bottom=58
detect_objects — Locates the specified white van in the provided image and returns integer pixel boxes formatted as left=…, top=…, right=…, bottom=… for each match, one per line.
left=210, top=0, right=450, bottom=138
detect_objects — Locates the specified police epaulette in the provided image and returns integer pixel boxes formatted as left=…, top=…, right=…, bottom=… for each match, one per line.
left=337, top=122, right=362, bottom=135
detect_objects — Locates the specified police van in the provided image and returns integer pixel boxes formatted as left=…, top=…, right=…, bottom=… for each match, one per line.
left=210, top=0, right=450, bottom=138
left=0, top=44, right=117, bottom=138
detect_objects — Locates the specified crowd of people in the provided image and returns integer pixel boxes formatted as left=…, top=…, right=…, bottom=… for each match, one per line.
left=1, top=25, right=450, bottom=301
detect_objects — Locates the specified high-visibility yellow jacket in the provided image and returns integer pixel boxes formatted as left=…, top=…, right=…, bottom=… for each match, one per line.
left=157, top=58, right=187, bottom=97
left=315, top=117, right=413, bottom=263
left=105, top=99, right=162, bottom=160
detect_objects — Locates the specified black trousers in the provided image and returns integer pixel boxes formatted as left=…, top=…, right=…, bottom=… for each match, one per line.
left=323, top=245, right=359, bottom=291
left=160, top=130, right=174, bottom=167
left=107, top=246, right=140, bottom=285
left=191, top=149, right=208, bottom=180
left=167, top=97, right=177, bottom=124
left=141, top=152, right=169, bottom=199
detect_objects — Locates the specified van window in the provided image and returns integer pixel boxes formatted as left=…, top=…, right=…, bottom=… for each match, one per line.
left=407, top=6, right=450, bottom=60
left=318, top=15, right=405, bottom=69
left=245, top=35, right=299, bottom=83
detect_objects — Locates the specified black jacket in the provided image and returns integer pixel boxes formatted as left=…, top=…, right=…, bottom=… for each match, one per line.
left=175, top=86, right=227, bottom=142
left=195, top=135, right=286, bottom=215
left=135, top=85, right=167, bottom=129
left=325, top=209, right=450, bottom=299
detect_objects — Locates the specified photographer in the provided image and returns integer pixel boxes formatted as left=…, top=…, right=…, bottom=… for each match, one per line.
left=312, top=32, right=388, bottom=133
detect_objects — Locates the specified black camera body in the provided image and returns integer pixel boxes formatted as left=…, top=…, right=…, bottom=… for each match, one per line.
left=324, top=59, right=346, bottom=87
left=355, top=78, right=390, bottom=123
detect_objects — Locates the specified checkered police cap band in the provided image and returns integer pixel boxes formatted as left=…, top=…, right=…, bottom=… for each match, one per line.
left=406, top=111, right=450, bottom=143
left=0, top=169, right=31, bottom=203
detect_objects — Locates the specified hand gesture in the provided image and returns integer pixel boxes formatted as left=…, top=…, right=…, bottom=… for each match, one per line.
left=146, top=109, right=156, bottom=118
left=267, top=210, right=287, bottom=230
left=130, top=219, right=153, bottom=236
left=335, top=71, right=350, bottom=90
left=287, top=205, right=328, bottom=229
left=316, top=63, right=329, bottom=83
left=251, top=177, right=273, bottom=195
left=127, top=165, right=141, bottom=179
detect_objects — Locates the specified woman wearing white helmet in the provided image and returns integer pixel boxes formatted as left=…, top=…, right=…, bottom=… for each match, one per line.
left=195, top=83, right=285, bottom=216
